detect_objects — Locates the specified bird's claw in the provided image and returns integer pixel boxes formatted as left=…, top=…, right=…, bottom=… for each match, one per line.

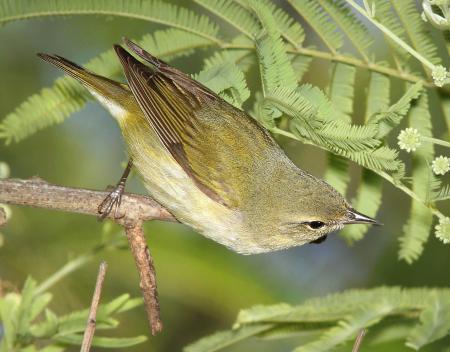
left=98, top=185, right=125, bottom=220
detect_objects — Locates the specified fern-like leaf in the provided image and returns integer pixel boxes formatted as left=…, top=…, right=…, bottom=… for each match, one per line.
left=193, top=0, right=260, bottom=38
left=317, top=0, right=373, bottom=61
left=398, top=92, right=434, bottom=264
left=0, top=0, right=221, bottom=43
left=188, top=287, right=450, bottom=351
left=291, top=55, right=313, bottom=82
left=431, top=184, right=450, bottom=202
left=293, top=303, right=392, bottom=352
left=340, top=72, right=390, bottom=242
left=406, top=291, right=450, bottom=349
left=0, top=30, right=213, bottom=143
left=372, top=0, right=410, bottom=65
left=195, top=62, right=250, bottom=108
left=324, top=63, right=356, bottom=194
left=369, top=81, right=423, bottom=138
left=287, top=0, right=343, bottom=53
left=183, top=324, right=273, bottom=352
left=252, top=1, right=297, bottom=95
left=235, top=0, right=305, bottom=47
left=391, top=0, right=442, bottom=67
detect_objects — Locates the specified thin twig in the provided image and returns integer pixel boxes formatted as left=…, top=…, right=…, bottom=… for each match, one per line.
left=81, top=261, right=108, bottom=352
left=352, top=329, right=366, bottom=352
left=125, top=222, right=163, bottom=335
left=0, top=177, right=175, bottom=335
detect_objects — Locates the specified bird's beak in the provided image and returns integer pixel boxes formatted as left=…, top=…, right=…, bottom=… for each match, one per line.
left=344, top=208, right=383, bottom=226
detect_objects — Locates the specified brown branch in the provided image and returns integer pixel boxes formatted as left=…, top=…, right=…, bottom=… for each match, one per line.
left=81, top=261, right=108, bottom=352
left=125, top=222, right=163, bottom=335
left=0, top=178, right=175, bottom=224
left=0, top=177, right=176, bottom=335
left=352, top=329, right=366, bottom=352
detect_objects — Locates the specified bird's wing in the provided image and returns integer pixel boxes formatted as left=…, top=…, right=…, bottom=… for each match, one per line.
left=114, top=43, right=248, bottom=207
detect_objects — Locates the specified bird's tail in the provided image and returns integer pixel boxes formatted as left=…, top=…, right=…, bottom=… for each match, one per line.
left=37, top=53, right=127, bottom=99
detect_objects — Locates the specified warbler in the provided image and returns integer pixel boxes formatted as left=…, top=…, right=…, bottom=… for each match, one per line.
left=38, top=39, right=379, bottom=254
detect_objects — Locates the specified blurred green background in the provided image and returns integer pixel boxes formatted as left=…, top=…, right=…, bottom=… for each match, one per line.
left=1, top=2, right=450, bottom=351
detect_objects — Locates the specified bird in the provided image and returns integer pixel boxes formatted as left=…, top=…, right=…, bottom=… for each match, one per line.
left=37, top=38, right=380, bottom=255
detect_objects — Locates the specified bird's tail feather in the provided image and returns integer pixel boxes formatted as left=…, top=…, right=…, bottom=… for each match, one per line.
left=37, top=53, right=125, bottom=98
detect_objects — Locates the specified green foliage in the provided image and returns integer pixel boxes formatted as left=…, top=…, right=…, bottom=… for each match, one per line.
left=195, top=62, right=250, bottom=108
left=193, top=0, right=260, bottom=38
left=369, top=81, right=423, bottom=138
left=186, top=287, right=450, bottom=351
left=398, top=92, right=435, bottom=263
left=0, top=276, right=145, bottom=351
left=288, top=0, right=343, bottom=52
left=0, top=29, right=214, bottom=144
left=316, top=0, right=372, bottom=60
left=324, top=63, right=356, bottom=194
left=0, top=0, right=221, bottom=42
left=252, top=1, right=297, bottom=94
left=0, top=0, right=449, bottom=262
left=340, top=72, right=390, bottom=242
left=390, top=0, right=442, bottom=67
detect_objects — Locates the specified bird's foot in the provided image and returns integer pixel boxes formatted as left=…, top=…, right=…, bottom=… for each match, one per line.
left=98, top=184, right=126, bottom=220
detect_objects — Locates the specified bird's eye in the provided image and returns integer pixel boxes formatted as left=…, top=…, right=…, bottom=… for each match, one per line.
left=308, top=221, right=325, bottom=229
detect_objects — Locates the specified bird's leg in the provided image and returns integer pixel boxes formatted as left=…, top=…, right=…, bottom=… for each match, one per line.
left=98, top=159, right=133, bottom=219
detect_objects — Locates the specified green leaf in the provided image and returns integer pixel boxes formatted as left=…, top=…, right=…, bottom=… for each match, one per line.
left=252, top=0, right=297, bottom=94
left=316, top=0, right=372, bottom=60
left=369, top=81, right=423, bottom=138
left=187, top=288, right=450, bottom=351
left=431, top=184, right=450, bottom=202
left=391, top=0, right=442, bottom=67
left=340, top=72, right=390, bottom=242
left=372, top=0, right=410, bottom=64
left=203, top=36, right=254, bottom=73
left=29, top=293, right=52, bottom=322
left=55, top=334, right=147, bottom=348
left=398, top=92, right=434, bottom=264
left=291, top=55, right=313, bottom=82
left=324, top=63, right=356, bottom=194
left=0, top=29, right=214, bottom=144
left=288, top=0, right=343, bottom=52
left=293, top=303, right=393, bottom=352
left=235, top=0, right=305, bottom=47
left=235, top=303, right=293, bottom=327
left=407, top=292, right=450, bottom=349
left=326, top=63, right=356, bottom=123
left=341, top=169, right=383, bottom=242
left=0, top=0, right=221, bottom=43
left=17, top=277, right=38, bottom=335
left=29, top=309, right=58, bottom=338
left=194, top=0, right=260, bottom=38
left=195, top=62, right=250, bottom=108
left=0, top=292, right=21, bottom=351
left=184, top=324, right=273, bottom=352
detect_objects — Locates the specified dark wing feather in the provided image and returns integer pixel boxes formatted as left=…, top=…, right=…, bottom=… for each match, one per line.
left=114, top=44, right=227, bottom=205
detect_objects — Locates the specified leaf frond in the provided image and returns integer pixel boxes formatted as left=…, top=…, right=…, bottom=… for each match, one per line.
left=398, top=92, right=435, bottom=264
left=317, top=0, right=373, bottom=60
left=288, top=0, right=343, bottom=53
left=0, top=29, right=213, bottom=144
left=0, top=0, right=222, bottom=43
left=193, top=0, right=260, bottom=38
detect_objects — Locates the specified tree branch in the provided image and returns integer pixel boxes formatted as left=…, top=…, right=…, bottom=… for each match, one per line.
left=0, top=177, right=176, bottom=335
left=125, top=222, right=163, bottom=335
